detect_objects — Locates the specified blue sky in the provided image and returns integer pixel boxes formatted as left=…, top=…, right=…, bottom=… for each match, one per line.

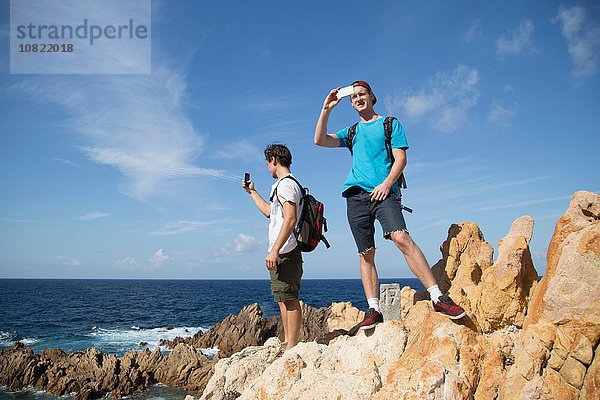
left=0, top=0, right=598, bottom=279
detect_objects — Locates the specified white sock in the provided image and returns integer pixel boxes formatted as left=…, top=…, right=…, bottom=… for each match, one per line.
left=427, top=285, right=443, bottom=304
left=367, top=298, right=380, bottom=312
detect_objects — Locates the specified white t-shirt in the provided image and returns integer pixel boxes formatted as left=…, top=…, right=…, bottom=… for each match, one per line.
left=268, top=174, right=302, bottom=254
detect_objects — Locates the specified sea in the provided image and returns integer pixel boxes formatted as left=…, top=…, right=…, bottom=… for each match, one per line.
left=0, top=278, right=423, bottom=399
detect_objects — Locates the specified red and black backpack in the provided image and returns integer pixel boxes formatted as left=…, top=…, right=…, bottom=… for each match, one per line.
left=270, top=176, right=330, bottom=252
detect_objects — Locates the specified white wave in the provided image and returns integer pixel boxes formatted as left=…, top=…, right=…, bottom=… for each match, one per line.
left=0, top=331, right=40, bottom=348
left=87, top=325, right=207, bottom=352
left=19, top=338, right=40, bottom=346
left=0, top=385, right=52, bottom=398
left=0, top=331, right=18, bottom=347
left=31, top=388, right=49, bottom=397
left=200, top=346, right=219, bottom=359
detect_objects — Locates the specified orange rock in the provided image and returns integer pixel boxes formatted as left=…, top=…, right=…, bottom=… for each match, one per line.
left=581, top=345, right=600, bottom=400
left=431, top=222, right=494, bottom=319
left=476, top=216, right=538, bottom=333
left=526, top=190, right=600, bottom=327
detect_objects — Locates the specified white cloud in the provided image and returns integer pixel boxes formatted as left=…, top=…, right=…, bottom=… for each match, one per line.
left=78, top=211, right=111, bottom=221
left=54, top=158, right=79, bottom=168
left=554, top=5, right=600, bottom=80
left=410, top=172, right=555, bottom=208
left=496, top=19, right=539, bottom=58
left=116, top=256, right=137, bottom=266
left=9, top=1, right=228, bottom=200
left=56, top=256, right=81, bottom=266
left=212, top=141, right=263, bottom=164
left=150, top=248, right=169, bottom=267
left=474, top=195, right=572, bottom=212
left=241, top=97, right=297, bottom=113
left=487, top=101, right=517, bottom=127
left=149, top=219, right=235, bottom=236
left=217, top=233, right=260, bottom=257
left=385, top=65, right=480, bottom=133
left=464, top=19, right=483, bottom=43
left=242, top=37, right=272, bottom=59
left=233, top=233, right=259, bottom=252
left=13, top=68, right=221, bottom=200
left=0, top=218, right=49, bottom=224
left=210, top=203, right=233, bottom=211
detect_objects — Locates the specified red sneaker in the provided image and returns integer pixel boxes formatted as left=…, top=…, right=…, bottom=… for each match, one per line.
left=359, top=308, right=383, bottom=330
left=432, top=294, right=466, bottom=319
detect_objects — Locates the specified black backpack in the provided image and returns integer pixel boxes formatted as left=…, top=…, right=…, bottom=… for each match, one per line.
left=347, top=116, right=407, bottom=190
left=270, top=176, right=331, bottom=252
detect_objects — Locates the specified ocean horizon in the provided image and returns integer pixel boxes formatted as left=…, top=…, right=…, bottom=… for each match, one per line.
left=1, top=278, right=425, bottom=354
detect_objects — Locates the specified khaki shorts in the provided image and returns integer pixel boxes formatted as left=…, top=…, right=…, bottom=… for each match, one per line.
left=269, top=245, right=303, bottom=302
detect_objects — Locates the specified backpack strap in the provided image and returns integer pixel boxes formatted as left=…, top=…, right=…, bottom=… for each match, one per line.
left=346, top=123, right=359, bottom=155
left=383, top=116, right=396, bottom=160
left=383, top=116, right=407, bottom=190
left=321, top=233, right=331, bottom=248
left=269, top=175, right=305, bottom=203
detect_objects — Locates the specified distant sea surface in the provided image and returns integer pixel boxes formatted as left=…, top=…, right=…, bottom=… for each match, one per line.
left=0, top=278, right=422, bottom=399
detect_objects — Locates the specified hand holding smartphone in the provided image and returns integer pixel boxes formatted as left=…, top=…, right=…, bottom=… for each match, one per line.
left=244, top=172, right=250, bottom=188
left=336, top=85, right=355, bottom=99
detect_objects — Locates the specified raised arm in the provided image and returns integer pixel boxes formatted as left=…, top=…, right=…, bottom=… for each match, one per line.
left=242, top=180, right=270, bottom=217
left=314, top=88, right=342, bottom=148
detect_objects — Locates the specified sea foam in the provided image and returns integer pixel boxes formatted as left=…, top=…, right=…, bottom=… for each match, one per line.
left=0, top=331, right=39, bottom=348
left=200, top=346, right=219, bottom=359
left=0, top=330, right=16, bottom=346
left=87, top=325, right=207, bottom=353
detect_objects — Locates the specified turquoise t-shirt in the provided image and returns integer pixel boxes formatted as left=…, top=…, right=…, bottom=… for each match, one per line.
left=335, top=117, right=409, bottom=195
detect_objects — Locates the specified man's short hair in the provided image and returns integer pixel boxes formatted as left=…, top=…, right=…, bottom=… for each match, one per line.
left=265, top=143, right=292, bottom=168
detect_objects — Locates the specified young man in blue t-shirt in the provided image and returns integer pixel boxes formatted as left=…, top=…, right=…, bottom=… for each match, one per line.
left=314, top=80, right=465, bottom=329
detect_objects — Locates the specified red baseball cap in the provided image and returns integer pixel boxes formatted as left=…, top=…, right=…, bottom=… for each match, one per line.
left=352, top=80, right=377, bottom=105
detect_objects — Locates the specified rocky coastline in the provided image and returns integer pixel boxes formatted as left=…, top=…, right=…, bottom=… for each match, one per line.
left=0, top=297, right=364, bottom=399
left=1, top=190, right=598, bottom=399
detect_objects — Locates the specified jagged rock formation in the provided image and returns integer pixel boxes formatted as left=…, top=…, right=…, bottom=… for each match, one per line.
left=162, top=301, right=364, bottom=354
left=160, top=303, right=277, bottom=358
left=431, top=215, right=538, bottom=333
left=202, top=322, right=409, bottom=400
left=200, top=190, right=600, bottom=400
left=499, top=190, right=600, bottom=399
left=0, top=338, right=215, bottom=399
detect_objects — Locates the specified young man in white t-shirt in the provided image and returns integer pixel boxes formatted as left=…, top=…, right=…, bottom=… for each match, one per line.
left=243, top=143, right=303, bottom=351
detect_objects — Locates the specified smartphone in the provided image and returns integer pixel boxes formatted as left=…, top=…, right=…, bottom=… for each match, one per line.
left=244, top=172, right=250, bottom=187
left=336, top=85, right=355, bottom=99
